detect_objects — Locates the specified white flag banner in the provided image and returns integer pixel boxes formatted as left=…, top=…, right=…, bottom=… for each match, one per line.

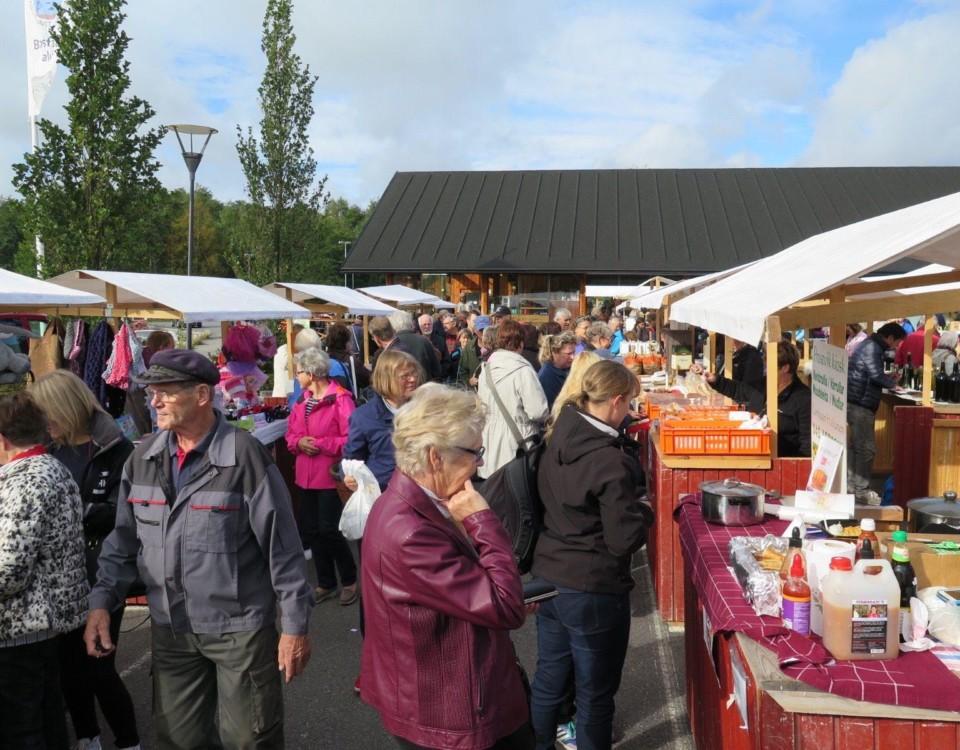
left=24, top=0, right=59, bottom=118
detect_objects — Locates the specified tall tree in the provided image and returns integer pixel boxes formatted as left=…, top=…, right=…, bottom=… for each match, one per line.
left=236, top=0, right=327, bottom=283
left=12, top=0, right=164, bottom=276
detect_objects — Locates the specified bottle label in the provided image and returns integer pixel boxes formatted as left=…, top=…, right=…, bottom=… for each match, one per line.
left=851, top=599, right=889, bottom=654
left=783, top=594, right=811, bottom=636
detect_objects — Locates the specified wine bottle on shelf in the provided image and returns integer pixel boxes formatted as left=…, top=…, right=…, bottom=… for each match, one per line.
left=950, top=361, right=960, bottom=404
left=935, top=361, right=949, bottom=402
left=903, top=353, right=915, bottom=392
left=913, top=359, right=924, bottom=392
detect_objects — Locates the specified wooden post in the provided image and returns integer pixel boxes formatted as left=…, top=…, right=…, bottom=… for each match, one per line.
left=578, top=275, right=588, bottom=316
left=283, top=287, right=296, bottom=380
left=766, top=316, right=781, bottom=458
left=479, top=274, right=489, bottom=314
left=363, top=316, right=371, bottom=368
left=105, top=283, right=119, bottom=329
left=724, top=336, right=734, bottom=379
left=922, top=314, right=935, bottom=406
left=827, top=289, right=845, bottom=347
left=707, top=332, right=717, bottom=371
left=802, top=331, right=810, bottom=361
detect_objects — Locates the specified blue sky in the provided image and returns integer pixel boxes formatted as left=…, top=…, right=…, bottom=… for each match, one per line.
left=2, top=1, right=959, bottom=207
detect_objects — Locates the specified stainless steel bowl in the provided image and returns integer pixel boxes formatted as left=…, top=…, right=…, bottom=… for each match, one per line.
left=700, top=478, right=766, bottom=526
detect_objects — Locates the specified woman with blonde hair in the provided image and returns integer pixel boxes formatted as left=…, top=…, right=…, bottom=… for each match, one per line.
left=546, top=350, right=601, bottom=432
left=530, top=360, right=653, bottom=750
left=358, top=385, right=532, bottom=749
left=30, top=369, right=141, bottom=750
left=537, top=331, right=577, bottom=409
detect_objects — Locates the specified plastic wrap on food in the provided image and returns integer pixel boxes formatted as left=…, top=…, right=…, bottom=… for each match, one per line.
left=728, top=536, right=784, bottom=618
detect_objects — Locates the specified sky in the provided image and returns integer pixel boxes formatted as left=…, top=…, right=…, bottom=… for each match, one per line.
left=2, top=0, right=960, bottom=208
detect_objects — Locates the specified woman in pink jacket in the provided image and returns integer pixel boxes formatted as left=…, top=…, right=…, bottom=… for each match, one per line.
left=285, top=348, right=357, bottom=605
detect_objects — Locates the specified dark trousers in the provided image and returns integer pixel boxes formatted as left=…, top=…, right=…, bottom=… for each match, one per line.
left=300, top=488, right=357, bottom=590
left=59, top=607, right=139, bottom=747
left=151, top=623, right=283, bottom=749
left=394, top=723, right=535, bottom=750
left=0, top=637, right=68, bottom=750
left=530, top=590, right=631, bottom=750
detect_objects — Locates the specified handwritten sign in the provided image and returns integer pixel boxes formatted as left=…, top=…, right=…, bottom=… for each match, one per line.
left=808, top=342, right=847, bottom=493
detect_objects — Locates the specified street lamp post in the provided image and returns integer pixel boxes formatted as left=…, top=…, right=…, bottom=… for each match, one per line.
left=168, top=124, right=218, bottom=277
left=168, top=124, right=216, bottom=350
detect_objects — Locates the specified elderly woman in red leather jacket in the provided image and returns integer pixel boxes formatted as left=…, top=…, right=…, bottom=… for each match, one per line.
left=358, top=384, right=532, bottom=750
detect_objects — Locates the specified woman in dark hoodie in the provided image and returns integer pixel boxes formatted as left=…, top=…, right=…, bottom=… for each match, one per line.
left=31, top=369, right=140, bottom=750
left=530, top=359, right=653, bottom=750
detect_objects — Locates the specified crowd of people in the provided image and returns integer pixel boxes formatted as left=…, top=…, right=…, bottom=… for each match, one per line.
left=0, top=301, right=656, bottom=750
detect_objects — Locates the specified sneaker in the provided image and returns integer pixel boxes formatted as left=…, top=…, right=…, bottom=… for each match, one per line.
left=75, top=738, right=103, bottom=750
left=556, top=722, right=577, bottom=749
left=314, top=586, right=338, bottom=603
left=340, top=584, right=359, bottom=606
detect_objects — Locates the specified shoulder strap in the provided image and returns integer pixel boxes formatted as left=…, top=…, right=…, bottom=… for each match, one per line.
left=348, top=355, right=359, bottom=400
left=482, top=364, right=527, bottom=447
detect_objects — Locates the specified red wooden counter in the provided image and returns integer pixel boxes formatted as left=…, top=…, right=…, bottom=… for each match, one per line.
left=683, top=559, right=960, bottom=750
left=646, top=429, right=810, bottom=624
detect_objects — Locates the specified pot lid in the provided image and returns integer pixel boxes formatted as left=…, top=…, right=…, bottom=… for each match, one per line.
left=908, top=491, right=960, bottom=519
left=700, top=478, right=766, bottom=498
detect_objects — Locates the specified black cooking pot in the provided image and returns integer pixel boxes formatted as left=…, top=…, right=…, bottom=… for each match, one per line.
left=908, top=491, right=960, bottom=534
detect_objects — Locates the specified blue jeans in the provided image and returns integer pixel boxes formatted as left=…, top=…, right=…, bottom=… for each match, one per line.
left=530, top=588, right=631, bottom=750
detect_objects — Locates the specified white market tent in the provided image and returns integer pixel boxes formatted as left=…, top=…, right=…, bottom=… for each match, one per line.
left=359, top=284, right=454, bottom=309
left=668, top=191, right=960, bottom=346
left=586, top=284, right=648, bottom=299
left=49, top=270, right=310, bottom=323
left=625, top=263, right=758, bottom=312
left=0, top=267, right=105, bottom=307
left=263, top=283, right=398, bottom=317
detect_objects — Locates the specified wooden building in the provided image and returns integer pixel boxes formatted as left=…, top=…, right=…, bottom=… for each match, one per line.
left=342, top=167, right=960, bottom=318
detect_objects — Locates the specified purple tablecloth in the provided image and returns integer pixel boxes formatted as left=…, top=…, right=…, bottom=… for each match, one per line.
left=676, top=496, right=960, bottom=711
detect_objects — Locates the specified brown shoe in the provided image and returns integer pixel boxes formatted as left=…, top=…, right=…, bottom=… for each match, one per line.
left=339, top=584, right=358, bottom=606
left=315, top=587, right=338, bottom=604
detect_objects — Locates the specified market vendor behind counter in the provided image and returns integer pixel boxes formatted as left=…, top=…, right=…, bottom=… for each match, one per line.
left=693, top=341, right=811, bottom=458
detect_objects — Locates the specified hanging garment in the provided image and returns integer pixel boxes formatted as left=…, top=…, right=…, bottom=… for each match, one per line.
left=104, top=322, right=134, bottom=389
left=127, top=324, right=145, bottom=380
left=62, top=320, right=76, bottom=360
left=69, top=320, right=87, bottom=377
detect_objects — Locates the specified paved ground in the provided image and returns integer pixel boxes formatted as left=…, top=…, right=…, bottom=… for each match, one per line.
left=91, top=548, right=692, bottom=749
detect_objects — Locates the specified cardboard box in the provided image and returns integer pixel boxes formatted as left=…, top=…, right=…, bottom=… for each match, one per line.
left=879, top=531, right=960, bottom=589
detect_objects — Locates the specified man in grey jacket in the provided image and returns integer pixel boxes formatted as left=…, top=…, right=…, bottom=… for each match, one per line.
left=84, top=350, right=313, bottom=749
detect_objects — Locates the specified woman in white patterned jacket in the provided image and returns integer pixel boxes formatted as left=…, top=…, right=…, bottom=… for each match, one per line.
left=0, top=392, right=88, bottom=749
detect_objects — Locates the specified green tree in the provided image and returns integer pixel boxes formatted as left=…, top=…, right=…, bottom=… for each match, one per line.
left=235, top=0, right=328, bottom=283
left=12, top=0, right=164, bottom=276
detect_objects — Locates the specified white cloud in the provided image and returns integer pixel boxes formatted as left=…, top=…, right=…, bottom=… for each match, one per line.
left=800, top=9, right=960, bottom=165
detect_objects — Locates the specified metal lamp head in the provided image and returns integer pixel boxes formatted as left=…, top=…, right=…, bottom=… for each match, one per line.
left=168, top=124, right=218, bottom=174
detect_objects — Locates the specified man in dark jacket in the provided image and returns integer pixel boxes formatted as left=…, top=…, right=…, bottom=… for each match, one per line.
left=380, top=311, right=441, bottom=382
left=846, top=322, right=906, bottom=503
left=696, top=342, right=811, bottom=458
left=417, top=313, right=450, bottom=379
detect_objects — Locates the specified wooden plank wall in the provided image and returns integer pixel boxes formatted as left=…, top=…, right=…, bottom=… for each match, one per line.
left=651, top=454, right=811, bottom=623
left=893, top=406, right=934, bottom=507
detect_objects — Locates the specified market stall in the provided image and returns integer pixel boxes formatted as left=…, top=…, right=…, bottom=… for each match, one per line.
left=677, top=498, right=960, bottom=749
left=358, top=283, right=455, bottom=309
left=47, top=270, right=310, bottom=443
left=263, top=282, right=399, bottom=370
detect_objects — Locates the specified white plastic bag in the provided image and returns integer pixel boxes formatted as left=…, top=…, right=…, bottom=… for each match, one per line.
left=339, top=460, right=382, bottom=540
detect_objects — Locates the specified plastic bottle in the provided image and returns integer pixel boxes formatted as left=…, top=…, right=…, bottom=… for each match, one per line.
left=821, top=546, right=900, bottom=660
left=890, top=530, right=917, bottom=640
left=782, top=554, right=812, bottom=636
left=780, top=526, right=805, bottom=581
left=854, top=518, right=879, bottom=561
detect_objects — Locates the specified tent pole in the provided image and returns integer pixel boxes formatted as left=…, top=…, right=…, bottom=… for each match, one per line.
left=724, top=336, right=734, bottom=379
left=363, top=316, right=370, bottom=368
left=286, top=319, right=296, bottom=381
left=922, top=314, right=935, bottom=406
left=766, top=316, right=781, bottom=459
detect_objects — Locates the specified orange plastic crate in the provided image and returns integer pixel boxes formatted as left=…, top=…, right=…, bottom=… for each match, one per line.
left=660, top=419, right=771, bottom=456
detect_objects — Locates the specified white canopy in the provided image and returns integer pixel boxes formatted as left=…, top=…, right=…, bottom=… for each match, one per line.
left=586, top=284, right=647, bottom=299
left=669, top=191, right=960, bottom=343
left=49, top=270, right=310, bottom=323
left=359, top=284, right=451, bottom=308
left=264, top=283, right=398, bottom=316
left=624, top=264, right=754, bottom=311
left=0, top=268, right=105, bottom=306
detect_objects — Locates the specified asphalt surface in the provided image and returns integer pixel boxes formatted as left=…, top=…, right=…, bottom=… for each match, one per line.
left=95, top=548, right=692, bottom=749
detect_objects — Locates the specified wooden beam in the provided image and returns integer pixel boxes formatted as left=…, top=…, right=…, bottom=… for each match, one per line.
left=827, top=289, right=845, bottom=347
left=363, top=316, right=371, bottom=368
left=842, top=269, right=960, bottom=297
left=479, top=274, right=489, bottom=313
left=578, top=275, right=587, bottom=316
left=923, top=315, right=935, bottom=406
left=778, top=288, right=960, bottom=332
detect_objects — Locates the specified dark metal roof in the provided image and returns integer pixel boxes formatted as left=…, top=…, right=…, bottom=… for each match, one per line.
left=342, top=167, right=960, bottom=275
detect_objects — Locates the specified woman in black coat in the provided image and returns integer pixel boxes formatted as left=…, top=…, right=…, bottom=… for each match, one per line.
left=530, top=360, right=653, bottom=750
left=32, top=370, right=140, bottom=750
